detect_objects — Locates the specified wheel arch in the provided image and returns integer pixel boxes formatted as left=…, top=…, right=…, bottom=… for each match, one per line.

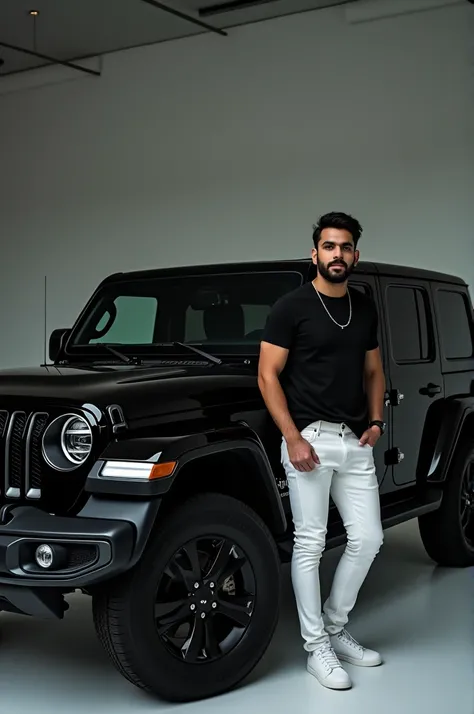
left=420, top=398, right=474, bottom=485
left=89, top=423, right=287, bottom=537
left=159, top=441, right=288, bottom=537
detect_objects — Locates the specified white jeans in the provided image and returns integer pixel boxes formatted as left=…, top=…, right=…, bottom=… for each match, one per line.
left=281, top=420, right=384, bottom=651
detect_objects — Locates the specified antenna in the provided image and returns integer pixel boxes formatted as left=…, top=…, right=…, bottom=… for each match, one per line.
left=43, top=275, right=47, bottom=365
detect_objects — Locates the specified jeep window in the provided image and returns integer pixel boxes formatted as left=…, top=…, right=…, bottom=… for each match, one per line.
left=66, top=271, right=302, bottom=358
left=436, top=289, right=474, bottom=360
left=90, top=296, right=158, bottom=344
left=387, top=285, right=433, bottom=363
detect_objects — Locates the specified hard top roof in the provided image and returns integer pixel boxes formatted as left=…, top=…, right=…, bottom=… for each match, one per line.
left=101, top=258, right=466, bottom=287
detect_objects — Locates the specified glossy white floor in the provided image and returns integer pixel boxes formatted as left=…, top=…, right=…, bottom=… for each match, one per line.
left=1, top=519, right=472, bottom=714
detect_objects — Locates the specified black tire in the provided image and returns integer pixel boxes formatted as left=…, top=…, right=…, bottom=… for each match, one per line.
left=418, top=442, right=474, bottom=567
left=92, top=493, right=281, bottom=702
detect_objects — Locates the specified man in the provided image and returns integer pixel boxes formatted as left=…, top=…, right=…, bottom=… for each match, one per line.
left=258, top=211, right=385, bottom=690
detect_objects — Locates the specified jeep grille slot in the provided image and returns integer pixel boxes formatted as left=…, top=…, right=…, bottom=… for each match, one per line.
left=25, top=412, right=49, bottom=498
left=0, top=410, right=49, bottom=500
left=6, top=411, right=27, bottom=498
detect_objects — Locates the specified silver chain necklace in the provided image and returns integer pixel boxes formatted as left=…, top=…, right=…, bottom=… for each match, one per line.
left=314, top=285, right=352, bottom=329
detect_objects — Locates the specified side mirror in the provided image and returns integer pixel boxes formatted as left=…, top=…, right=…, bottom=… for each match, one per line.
left=49, top=328, right=71, bottom=362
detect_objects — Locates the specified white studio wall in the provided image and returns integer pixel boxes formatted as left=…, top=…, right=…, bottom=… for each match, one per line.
left=0, top=1, right=472, bottom=369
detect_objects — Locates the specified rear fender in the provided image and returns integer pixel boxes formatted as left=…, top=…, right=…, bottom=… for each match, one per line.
left=420, top=398, right=474, bottom=483
left=85, top=424, right=287, bottom=535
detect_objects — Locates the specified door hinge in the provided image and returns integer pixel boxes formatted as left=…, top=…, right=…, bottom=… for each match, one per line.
left=385, top=389, right=404, bottom=407
left=385, top=447, right=405, bottom=466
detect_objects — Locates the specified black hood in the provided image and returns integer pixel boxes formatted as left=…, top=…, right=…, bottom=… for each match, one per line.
left=0, top=363, right=257, bottom=422
left=0, top=364, right=187, bottom=390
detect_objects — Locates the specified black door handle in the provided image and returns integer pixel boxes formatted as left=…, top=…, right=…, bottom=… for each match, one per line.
left=419, top=382, right=441, bottom=397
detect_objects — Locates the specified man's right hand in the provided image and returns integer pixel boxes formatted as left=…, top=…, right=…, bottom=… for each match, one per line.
left=287, top=436, right=320, bottom=472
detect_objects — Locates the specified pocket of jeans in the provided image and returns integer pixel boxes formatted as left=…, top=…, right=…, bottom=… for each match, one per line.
left=300, top=428, right=317, bottom=444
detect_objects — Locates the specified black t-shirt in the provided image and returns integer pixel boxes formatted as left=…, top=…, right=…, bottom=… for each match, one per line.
left=261, top=281, right=379, bottom=438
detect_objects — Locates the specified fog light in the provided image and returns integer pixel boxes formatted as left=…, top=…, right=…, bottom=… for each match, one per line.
left=35, top=544, right=54, bottom=569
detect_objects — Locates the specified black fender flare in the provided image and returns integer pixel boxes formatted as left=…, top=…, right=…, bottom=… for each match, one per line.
left=85, top=423, right=287, bottom=535
left=420, top=397, right=474, bottom=484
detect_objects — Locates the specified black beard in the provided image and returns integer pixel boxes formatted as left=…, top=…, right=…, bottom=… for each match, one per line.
left=317, top=259, right=354, bottom=284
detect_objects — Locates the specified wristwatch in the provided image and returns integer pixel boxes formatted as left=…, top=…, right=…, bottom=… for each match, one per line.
left=369, top=420, right=386, bottom=435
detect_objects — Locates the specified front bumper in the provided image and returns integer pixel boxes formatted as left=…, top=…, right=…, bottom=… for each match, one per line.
left=0, top=504, right=137, bottom=618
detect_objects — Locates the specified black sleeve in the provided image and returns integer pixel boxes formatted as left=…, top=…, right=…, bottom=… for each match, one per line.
left=261, top=296, right=295, bottom=349
left=367, top=302, right=379, bottom=351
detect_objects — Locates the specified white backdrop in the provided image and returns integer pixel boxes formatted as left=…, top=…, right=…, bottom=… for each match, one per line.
left=0, top=2, right=472, bottom=368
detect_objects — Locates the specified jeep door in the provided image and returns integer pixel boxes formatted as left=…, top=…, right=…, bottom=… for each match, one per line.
left=379, top=276, right=444, bottom=486
left=349, top=273, right=391, bottom=491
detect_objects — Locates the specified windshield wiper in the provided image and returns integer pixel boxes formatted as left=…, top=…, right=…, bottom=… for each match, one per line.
left=172, top=342, right=222, bottom=365
left=97, top=344, right=141, bottom=365
left=91, top=341, right=218, bottom=366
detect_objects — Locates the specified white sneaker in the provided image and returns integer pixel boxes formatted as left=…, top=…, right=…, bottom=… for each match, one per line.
left=307, top=642, right=352, bottom=690
left=330, top=629, right=382, bottom=667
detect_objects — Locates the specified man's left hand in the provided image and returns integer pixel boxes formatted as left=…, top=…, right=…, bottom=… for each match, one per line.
left=359, top=425, right=382, bottom=448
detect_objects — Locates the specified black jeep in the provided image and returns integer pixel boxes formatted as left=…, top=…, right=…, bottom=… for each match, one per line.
left=0, top=258, right=473, bottom=702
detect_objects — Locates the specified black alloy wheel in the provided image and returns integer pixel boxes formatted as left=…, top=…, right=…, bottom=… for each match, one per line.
left=154, top=535, right=256, bottom=663
left=93, top=493, right=281, bottom=702
left=460, top=459, right=474, bottom=548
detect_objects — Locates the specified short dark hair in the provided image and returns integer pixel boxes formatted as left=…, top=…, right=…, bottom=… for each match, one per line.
left=312, top=211, right=363, bottom=249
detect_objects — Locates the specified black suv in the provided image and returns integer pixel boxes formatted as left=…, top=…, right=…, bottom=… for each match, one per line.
left=0, top=258, right=473, bottom=702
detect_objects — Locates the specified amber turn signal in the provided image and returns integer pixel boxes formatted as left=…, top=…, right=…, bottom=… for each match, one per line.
left=149, top=461, right=177, bottom=479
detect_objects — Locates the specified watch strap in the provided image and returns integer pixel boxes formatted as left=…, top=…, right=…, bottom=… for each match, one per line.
left=369, top=420, right=385, bottom=434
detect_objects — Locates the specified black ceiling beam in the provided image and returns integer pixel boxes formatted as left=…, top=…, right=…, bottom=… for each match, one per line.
left=199, top=0, right=278, bottom=16
left=200, top=0, right=357, bottom=16
left=140, top=0, right=228, bottom=36
left=0, top=40, right=100, bottom=76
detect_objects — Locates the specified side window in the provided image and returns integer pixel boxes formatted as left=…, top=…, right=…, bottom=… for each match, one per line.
left=90, top=296, right=158, bottom=344
left=387, top=286, right=432, bottom=363
left=350, top=281, right=384, bottom=357
left=436, top=290, right=474, bottom=360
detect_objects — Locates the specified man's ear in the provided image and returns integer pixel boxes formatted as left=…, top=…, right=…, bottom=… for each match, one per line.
left=311, top=247, right=318, bottom=265
left=354, top=249, right=360, bottom=266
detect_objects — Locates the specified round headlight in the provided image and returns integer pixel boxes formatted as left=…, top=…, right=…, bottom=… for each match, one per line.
left=42, top=412, right=94, bottom=472
left=61, top=416, right=92, bottom=464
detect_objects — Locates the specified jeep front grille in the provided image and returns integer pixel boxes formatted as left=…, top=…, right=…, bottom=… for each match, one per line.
left=0, top=410, right=49, bottom=500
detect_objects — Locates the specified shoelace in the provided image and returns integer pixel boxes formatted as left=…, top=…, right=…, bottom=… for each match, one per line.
left=339, top=629, right=363, bottom=652
left=316, top=643, right=341, bottom=671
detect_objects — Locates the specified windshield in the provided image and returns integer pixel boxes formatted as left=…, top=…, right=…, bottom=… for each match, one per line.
left=65, top=269, right=302, bottom=359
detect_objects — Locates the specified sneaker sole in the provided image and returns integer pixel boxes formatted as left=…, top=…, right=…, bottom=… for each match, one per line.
left=307, top=663, right=352, bottom=690
left=336, top=653, right=383, bottom=667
